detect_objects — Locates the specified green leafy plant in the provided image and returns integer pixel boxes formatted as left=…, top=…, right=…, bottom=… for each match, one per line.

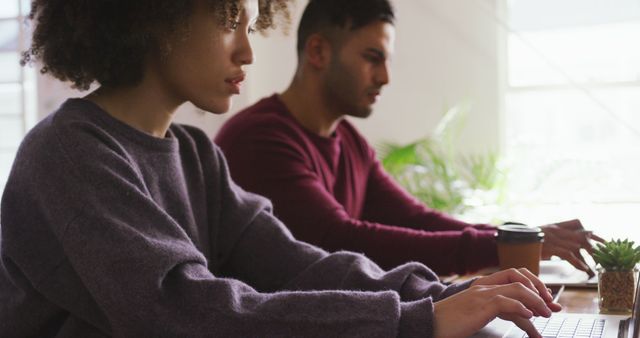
left=592, top=239, right=640, bottom=271
left=378, top=104, right=507, bottom=216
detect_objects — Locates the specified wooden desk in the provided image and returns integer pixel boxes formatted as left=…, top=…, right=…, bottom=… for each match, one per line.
left=557, top=288, right=599, bottom=313
left=558, top=287, right=631, bottom=316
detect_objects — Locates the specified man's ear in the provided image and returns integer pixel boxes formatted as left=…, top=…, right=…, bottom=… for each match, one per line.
left=304, top=33, right=332, bottom=69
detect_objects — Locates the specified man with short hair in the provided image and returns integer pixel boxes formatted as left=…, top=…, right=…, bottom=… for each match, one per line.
left=216, top=0, right=600, bottom=276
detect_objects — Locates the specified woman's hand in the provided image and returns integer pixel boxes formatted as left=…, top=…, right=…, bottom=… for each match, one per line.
left=433, top=268, right=562, bottom=338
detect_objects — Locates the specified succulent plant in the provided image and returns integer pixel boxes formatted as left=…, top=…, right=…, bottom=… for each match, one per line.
left=592, top=239, right=640, bottom=271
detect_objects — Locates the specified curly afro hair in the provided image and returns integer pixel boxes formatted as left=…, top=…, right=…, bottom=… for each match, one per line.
left=21, top=0, right=292, bottom=90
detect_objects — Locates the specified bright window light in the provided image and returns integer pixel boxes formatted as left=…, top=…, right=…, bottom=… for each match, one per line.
left=505, top=0, right=640, bottom=240
left=0, top=0, right=33, bottom=194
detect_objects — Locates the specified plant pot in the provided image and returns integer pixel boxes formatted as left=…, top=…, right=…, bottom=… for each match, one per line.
left=597, top=268, right=638, bottom=313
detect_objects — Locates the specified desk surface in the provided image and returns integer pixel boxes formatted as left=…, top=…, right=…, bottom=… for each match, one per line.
left=557, top=287, right=633, bottom=316
left=557, top=288, right=599, bottom=313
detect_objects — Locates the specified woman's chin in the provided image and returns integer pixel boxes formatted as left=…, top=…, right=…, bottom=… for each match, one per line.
left=195, top=99, right=232, bottom=115
left=208, top=109, right=230, bottom=115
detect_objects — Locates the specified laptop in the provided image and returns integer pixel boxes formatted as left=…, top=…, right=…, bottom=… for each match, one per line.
left=472, top=277, right=640, bottom=338
left=539, top=259, right=598, bottom=288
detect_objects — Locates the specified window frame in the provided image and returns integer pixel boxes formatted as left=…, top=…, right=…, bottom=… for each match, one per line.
left=0, top=0, right=34, bottom=192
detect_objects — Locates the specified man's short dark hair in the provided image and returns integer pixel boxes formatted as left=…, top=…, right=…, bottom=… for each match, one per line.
left=22, top=0, right=292, bottom=90
left=296, top=0, right=395, bottom=54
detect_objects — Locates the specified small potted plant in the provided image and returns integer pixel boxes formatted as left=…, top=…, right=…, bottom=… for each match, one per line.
left=592, top=239, right=640, bottom=313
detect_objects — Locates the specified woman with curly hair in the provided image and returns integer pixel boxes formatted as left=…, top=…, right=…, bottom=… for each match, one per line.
left=0, top=0, right=558, bottom=337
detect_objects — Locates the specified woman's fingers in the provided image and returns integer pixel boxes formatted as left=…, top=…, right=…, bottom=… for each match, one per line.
left=475, top=268, right=555, bottom=304
left=517, top=268, right=554, bottom=303
left=484, top=283, right=552, bottom=317
left=492, top=294, right=534, bottom=319
left=500, top=313, right=542, bottom=338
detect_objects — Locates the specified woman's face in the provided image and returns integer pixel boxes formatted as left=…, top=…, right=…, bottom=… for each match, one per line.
left=154, top=0, right=259, bottom=114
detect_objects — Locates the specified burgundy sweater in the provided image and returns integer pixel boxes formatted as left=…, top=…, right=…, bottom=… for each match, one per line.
left=0, top=99, right=473, bottom=337
left=216, top=95, right=499, bottom=275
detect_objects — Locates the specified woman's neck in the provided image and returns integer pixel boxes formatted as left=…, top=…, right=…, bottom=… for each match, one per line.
left=85, top=75, right=183, bottom=138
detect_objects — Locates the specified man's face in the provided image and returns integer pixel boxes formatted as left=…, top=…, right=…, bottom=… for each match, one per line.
left=322, top=21, right=395, bottom=119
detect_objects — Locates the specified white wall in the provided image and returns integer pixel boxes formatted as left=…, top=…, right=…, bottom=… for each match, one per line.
left=37, top=0, right=503, bottom=154
left=243, top=0, right=503, bottom=154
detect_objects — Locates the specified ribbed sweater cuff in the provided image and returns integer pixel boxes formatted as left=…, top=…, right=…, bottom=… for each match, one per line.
left=399, top=298, right=434, bottom=338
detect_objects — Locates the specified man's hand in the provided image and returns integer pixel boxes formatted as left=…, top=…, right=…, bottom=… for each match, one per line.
left=433, top=269, right=561, bottom=338
left=540, top=219, right=605, bottom=277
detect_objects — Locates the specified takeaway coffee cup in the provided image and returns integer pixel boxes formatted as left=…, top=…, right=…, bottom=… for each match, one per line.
left=495, top=224, right=544, bottom=275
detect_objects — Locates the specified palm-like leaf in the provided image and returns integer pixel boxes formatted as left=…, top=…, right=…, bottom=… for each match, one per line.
left=377, top=104, right=506, bottom=215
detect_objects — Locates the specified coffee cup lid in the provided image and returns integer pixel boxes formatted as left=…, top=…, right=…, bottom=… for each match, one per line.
left=496, top=224, right=544, bottom=243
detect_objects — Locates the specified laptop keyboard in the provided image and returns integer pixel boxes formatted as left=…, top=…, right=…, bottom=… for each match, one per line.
left=524, top=316, right=606, bottom=338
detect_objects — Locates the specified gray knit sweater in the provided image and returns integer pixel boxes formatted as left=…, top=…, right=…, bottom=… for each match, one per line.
left=0, top=99, right=471, bottom=337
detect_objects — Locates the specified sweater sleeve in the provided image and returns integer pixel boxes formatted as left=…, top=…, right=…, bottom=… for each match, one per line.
left=0, top=119, right=465, bottom=337
left=212, top=147, right=476, bottom=337
left=361, top=157, right=499, bottom=272
left=362, top=157, right=477, bottom=231
left=216, top=122, right=497, bottom=275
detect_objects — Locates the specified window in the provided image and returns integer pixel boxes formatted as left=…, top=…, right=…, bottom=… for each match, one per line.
left=0, top=0, right=35, bottom=193
left=504, top=0, right=640, bottom=239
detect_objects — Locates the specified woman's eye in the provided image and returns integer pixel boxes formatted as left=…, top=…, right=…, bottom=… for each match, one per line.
left=248, top=26, right=257, bottom=34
